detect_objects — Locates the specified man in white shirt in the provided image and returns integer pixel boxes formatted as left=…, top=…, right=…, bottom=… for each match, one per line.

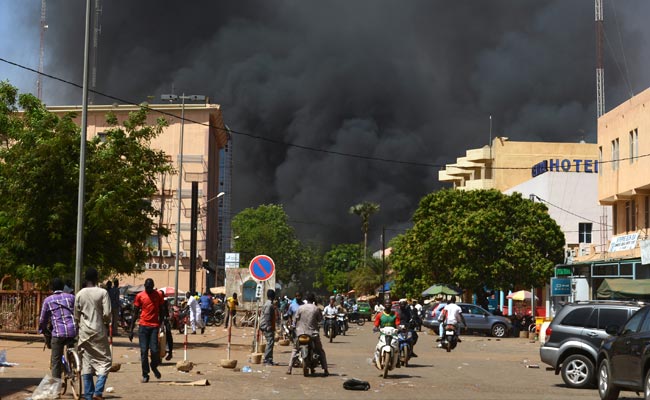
left=441, top=296, right=466, bottom=343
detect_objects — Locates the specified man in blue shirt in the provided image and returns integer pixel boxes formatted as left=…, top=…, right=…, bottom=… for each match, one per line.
left=199, top=291, right=213, bottom=328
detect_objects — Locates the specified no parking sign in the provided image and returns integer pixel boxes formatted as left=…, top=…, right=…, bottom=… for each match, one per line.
left=249, top=255, right=275, bottom=281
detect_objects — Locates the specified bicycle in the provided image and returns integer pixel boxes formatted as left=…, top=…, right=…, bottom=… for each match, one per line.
left=237, top=309, right=259, bottom=327
left=60, top=344, right=82, bottom=400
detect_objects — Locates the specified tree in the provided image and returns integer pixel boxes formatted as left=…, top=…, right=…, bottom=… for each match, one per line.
left=231, top=204, right=308, bottom=284
left=317, top=243, right=361, bottom=293
left=0, top=83, right=172, bottom=285
left=349, top=255, right=386, bottom=295
left=349, top=201, right=380, bottom=268
left=390, top=189, right=565, bottom=299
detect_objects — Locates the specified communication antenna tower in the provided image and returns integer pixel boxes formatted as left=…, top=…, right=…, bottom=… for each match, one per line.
left=595, top=0, right=605, bottom=117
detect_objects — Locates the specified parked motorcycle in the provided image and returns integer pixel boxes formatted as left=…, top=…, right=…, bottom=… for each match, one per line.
left=442, top=323, right=459, bottom=352
left=281, top=316, right=296, bottom=343
left=206, top=304, right=225, bottom=326
left=118, top=297, right=134, bottom=334
left=175, top=306, right=190, bottom=334
left=397, top=324, right=414, bottom=366
left=323, top=314, right=337, bottom=342
left=336, top=313, right=348, bottom=336
left=373, top=326, right=400, bottom=378
left=296, top=333, right=322, bottom=377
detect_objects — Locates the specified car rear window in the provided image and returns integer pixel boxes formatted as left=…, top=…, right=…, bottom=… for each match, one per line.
left=584, top=308, right=630, bottom=330
left=560, top=307, right=593, bottom=327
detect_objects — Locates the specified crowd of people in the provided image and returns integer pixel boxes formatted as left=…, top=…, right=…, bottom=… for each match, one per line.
left=39, top=271, right=452, bottom=398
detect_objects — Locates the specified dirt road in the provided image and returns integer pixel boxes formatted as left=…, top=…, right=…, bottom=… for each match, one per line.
left=0, top=324, right=640, bottom=399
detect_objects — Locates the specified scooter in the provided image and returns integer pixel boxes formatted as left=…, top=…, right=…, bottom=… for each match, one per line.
left=373, top=326, right=400, bottom=378
left=443, top=323, right=459, bottom=352
left=336, top=313, right=348, bottom=336
left=397, top=324, right=414, bottom=366
left=296, top=333, right=322, bottom=377
left=323, top=314, right=337, bottom=342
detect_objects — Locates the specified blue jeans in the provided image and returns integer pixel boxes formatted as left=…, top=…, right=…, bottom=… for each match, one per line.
left=138, top=325, right=160, bottom=378
left=82, top=373, right=107, bottom=400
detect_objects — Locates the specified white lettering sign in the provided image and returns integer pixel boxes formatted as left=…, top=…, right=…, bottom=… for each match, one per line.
left=608, top=233, right=640, bottom=253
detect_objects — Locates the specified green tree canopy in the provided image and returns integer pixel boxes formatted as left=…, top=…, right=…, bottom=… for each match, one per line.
left=390, top=189, right=565, bottom=299
left=317, top=243, right=361, bottom=293
left=0, top=83, right=172, bottom=285
left=231, top=204, right=308, bottom=284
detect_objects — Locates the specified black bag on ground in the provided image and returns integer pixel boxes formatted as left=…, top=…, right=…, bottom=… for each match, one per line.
left=343, top=378, right=370, bottom=391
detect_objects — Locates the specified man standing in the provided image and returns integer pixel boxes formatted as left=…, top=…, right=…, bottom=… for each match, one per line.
left=108, top=279, right=120, bottom=336
left=74, top=268, right=112, bottom=400
left=185, top=291, right=204, bottom=334
left=259, top=289, right=277, bottom=366
left=225, top=292, right=239, bottom=329
left=286, top=292, right=329, bottom=376
left=130, top=279, right=163, bottom=382
left=199, top=291, right=213, bottom=327
left=39, top=277, right=77, bottom=379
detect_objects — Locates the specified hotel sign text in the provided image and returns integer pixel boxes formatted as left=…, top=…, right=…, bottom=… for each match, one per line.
left=531, top=159, right=599, bottom=178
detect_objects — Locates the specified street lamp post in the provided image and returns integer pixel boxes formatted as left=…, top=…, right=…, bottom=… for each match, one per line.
left=161, top=93, right=205, bottom=305
left=205, top=191, right=224, bottom=288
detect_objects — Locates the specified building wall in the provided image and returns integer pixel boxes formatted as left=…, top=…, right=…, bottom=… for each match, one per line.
left=48, top=103, right=229, bottom=291
left=504, top=172, right=609, bottom=255
left=439, top=137, right=599, bottom=192
left=598, top=87, right=650, bottom=240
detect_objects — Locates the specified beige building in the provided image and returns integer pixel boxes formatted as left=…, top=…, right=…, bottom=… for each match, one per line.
left=439, top=137, right=599, bottom=192
left=49, top=102, right=229, bottom=293
left=591, top=87, right=650, bottom=267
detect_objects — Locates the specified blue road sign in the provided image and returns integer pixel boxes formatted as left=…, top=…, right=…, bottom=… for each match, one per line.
left=249, top=255, right=275, bottom=281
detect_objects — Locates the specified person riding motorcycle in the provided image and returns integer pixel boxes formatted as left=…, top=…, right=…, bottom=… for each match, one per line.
left=396, top=299, right=418, bottom=357
left=439, top=296, right=466, bottom=344
left=374, top=300, right=400, bottom=330
left=286, top=292, right=329, bottom=376
left=323, top=296, right=345, bottom=336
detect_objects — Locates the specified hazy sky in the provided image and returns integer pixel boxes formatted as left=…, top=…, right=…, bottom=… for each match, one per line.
left=1, top=1, right=650, bottom=250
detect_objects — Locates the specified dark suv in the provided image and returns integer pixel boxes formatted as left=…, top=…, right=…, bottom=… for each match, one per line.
left=597, top=305, right=650, bottom=399
left=540, top=300, right=642, bottom=389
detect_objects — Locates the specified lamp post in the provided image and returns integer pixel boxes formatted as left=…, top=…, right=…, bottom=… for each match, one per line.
left=204, top=191, right=225, bottom=288
left=161, top=93, right=205, bottom=305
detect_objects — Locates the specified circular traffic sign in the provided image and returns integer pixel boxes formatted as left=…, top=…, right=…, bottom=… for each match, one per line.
left=249, top=255, right=275, bottom=281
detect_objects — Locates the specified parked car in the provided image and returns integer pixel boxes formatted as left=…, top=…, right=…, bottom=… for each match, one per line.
left=423, top=302, right=512, bottom=338
left=422, top=302, right=446, bottom=330
left=597, top=304, right=650, bottom=399
left=355, top=301, right=372, bottom=321
left=540, top=300, right=642, bottom=389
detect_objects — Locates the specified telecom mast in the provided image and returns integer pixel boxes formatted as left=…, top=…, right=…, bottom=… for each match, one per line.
left=37, top=0, right=47, bottom=100
left=595, top=0, right=605, bottom=117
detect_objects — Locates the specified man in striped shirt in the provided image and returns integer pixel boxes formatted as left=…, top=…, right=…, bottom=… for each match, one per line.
left=39, top=277, right=77, bottom=379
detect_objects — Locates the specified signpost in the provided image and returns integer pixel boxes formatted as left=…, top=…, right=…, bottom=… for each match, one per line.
left=248, top=255, right=275, bottom=354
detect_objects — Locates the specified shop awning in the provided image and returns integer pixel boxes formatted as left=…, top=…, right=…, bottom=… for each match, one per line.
left=597, top=278, right=650, bottom=299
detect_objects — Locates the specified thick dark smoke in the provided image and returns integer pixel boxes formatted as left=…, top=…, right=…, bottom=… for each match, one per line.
left=26, top=0, right=650, bottom=248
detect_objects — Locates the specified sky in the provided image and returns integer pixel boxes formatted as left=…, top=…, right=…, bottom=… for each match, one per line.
left=1, top=0, right=650, bottom=250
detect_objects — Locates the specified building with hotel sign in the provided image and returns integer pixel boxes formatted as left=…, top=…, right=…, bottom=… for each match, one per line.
left=563, top=87, right=650, bottom=301
left=439, top=137, right=602, bottom=315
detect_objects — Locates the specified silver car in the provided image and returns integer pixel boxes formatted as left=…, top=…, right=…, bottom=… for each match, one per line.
left=423, top=302, right=512, bottom=338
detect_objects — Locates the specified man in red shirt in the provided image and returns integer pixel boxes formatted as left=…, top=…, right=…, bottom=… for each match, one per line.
left=130, top=278, right=163, bottom=383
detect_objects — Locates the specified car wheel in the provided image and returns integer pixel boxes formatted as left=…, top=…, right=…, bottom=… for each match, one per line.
left=644, top=368, right=650, bottom=400
left=491, top=323, right=507, bottom=338
left=598, top=359, right=620, bottom=400
left=561, top=354, right=594, bottom=388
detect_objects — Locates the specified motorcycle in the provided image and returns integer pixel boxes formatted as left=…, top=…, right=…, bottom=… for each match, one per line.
left=397, top=324, right=414, bottom=367
left=295, top=333, right=322, bottom=377
left=373, top=326, right=400, bottom=378
left=336, top=313, right=348, bottom=336
left=206, top=304, right=225, bottom=326
left=118, top=297, right=134, bottom=333
left=442, top=323, right=459, bottom=352
left=175, top=306, right=190, bottom=334
left=281, top=315, right=296, bottom=343
left=323, top=314, right=337, bottom=342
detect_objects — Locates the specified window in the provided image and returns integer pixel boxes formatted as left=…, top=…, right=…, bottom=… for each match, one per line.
left=622, top=308, right=648, bottom=335
left=598, top=146, right=603, bottom=175
left=598, top=309, right=631, bottom=330
left=578, top=223, right=592, bottom=243
left=561, top=307, right=593, bottom=327
left=629, top=128, right=639, bottom=163
left=625, top=200, right=636, bottom=232
left=613, top=204, right=618, bottom=235
left=646, top=196, right=649, bottom=229
left=611, top=138, right=620, bottom=170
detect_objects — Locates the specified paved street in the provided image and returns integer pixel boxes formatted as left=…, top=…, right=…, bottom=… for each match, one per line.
left=0, top=323, right=642, bottom=400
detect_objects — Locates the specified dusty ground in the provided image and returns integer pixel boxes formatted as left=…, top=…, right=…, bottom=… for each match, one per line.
left=0, top=325, right=643, bottom=400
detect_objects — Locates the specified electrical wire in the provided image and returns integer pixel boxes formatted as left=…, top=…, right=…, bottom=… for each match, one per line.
left=532, top=195, right=612, bottom=228
left=2, top=56, right=648, bottom=170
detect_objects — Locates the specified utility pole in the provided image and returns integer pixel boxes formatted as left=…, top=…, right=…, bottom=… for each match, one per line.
left=37, top=0, right=47, bottom=100
left=90, top=0, right=102, bottom=104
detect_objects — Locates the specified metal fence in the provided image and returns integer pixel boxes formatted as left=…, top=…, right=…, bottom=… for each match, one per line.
left=0, top=290, right=47, bottom=333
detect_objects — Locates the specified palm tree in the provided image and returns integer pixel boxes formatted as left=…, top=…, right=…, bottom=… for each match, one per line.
left=349, top=201, right=380, bottom=268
